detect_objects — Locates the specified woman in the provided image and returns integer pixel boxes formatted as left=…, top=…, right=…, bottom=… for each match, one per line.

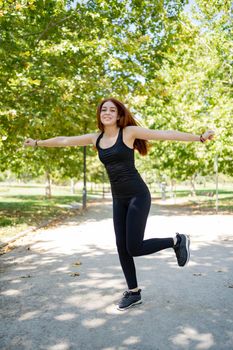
left=24, top=97, right=215, bottom=311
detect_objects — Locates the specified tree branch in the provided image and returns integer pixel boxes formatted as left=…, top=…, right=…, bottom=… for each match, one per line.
left=34, top=13, right=74, bottom=45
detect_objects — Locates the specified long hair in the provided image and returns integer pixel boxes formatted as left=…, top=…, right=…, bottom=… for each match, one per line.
left=96, top=97, right=149, bottom=156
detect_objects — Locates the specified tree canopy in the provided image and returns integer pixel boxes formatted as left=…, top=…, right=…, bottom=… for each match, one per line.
left=0, top=0, right=232, bottom=183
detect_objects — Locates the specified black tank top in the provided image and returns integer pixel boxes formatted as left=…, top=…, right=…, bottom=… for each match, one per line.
left=96, top=127, right=149, bottom=198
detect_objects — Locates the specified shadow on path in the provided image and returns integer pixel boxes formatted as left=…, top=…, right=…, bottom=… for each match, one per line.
left=0, top=201, right=233, bottom=350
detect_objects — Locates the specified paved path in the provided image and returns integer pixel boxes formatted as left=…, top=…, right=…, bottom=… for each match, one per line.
left=1, top=200, right=233, bottom=350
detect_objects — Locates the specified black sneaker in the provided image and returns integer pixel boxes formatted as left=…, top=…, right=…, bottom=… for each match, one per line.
left=117, top=289, right=142, bottom=311
left=173, top=233, right=190, bottom=266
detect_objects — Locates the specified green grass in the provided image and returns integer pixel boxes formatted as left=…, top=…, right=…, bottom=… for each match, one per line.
left=157, top=188, right=233, bottom=213
left=0, top=183, right=85, bottom=243
left=193, top=193, right=233, bottom=213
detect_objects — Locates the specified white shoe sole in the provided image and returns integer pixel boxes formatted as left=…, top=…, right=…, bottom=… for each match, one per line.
left=183, top=234, right=190, bottom=266
left=117, top=299, right=142, bottom=311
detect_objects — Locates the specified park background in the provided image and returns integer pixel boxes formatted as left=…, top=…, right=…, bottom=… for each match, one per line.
left=0, top=0, right=232, bottom=245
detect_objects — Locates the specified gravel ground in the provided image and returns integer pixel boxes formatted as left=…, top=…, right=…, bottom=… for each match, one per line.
left=1, top=199, right=233, bottom=350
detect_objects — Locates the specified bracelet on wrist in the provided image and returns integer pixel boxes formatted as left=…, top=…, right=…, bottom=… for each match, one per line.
left=34, top=140, right=39, bottom=147
left=200, top=134, right=206, bottom=143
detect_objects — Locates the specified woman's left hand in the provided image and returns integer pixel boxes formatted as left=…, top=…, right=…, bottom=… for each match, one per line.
left=202, top=130, right=215, bottom=141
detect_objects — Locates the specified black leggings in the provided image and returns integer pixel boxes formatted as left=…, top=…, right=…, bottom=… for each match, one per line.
left=113, top=191, right=174, bottom=289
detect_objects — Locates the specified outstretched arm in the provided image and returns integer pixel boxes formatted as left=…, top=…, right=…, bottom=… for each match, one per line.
left=127, top=126, right=215, bottom=142
left=24, top=133, right=98, bottom=148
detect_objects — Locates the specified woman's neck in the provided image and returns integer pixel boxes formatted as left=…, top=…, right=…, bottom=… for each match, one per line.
left=103, top=125, right=120, bottom=137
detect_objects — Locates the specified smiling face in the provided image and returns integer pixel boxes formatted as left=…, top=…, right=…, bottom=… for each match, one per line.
left=100, top=100, right=120, bottom=127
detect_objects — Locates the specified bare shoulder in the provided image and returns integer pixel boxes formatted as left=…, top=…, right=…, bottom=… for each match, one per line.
left=124, top=125, right=139, bottom=135
left=124, top=125, right=142, bottom=138
left=91, top=132, right=102, bottom=147
left=124, top=126, right=157, bottom=141
left=122, top=126, right=140, bottom=148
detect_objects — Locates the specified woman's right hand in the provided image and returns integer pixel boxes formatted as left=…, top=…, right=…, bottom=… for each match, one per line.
left=24, top=138, right=37, bottom=147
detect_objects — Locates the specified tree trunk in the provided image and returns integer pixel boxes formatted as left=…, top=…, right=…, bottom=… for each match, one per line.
left=70, top=178, right=75, bottom=194
left=190, top=175, right=196, bottom=197
left=161, top=182, right=166, bottom=200
left=45, top=171, right=52, bottom=198
left=102, top=180, right=105, bottom=199
left=83, top=146, right=87, bottom=209
left=170, top=179, right=176, bottom=200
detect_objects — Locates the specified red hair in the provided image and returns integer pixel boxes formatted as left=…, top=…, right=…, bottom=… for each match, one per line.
left=96, top=97, right=149, bottom=156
